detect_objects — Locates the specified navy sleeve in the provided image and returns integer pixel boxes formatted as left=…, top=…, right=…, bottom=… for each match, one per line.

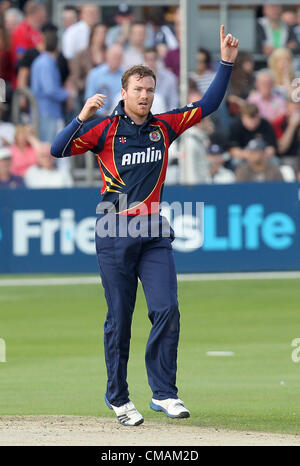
left=155, top=60, right=234, bottom=143
left=51, top=116, right=111, bottom=158
left=200, top=60, right=234, bottom=118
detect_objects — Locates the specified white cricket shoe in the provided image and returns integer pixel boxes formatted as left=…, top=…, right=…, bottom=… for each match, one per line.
left=150, top=397, right=190, bottom=418
left=105, top=395, right=144, bottom=426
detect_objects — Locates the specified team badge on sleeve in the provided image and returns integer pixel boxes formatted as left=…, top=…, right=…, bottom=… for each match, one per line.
left=149, top=130, right=161, bottom=142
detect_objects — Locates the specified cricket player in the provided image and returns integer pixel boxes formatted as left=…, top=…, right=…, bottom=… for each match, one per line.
left=51, top=26, right=238, bottom=426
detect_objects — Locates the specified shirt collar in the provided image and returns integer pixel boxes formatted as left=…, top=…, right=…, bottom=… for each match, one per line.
left=111, top=100, right=154, bottom=126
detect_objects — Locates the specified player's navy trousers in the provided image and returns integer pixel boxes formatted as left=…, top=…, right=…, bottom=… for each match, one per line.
left=95, top=214, right=179, bottom=407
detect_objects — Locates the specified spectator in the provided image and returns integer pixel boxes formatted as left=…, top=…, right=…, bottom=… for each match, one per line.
left=268, top=48, right=297, bottom=99
left=24, top=143, right=73, bottom=188
left=17, top=23, right=70, bottom=91
left=179, top=123, right=211, bottom=185
left=0, top=24, right=14, bottom=87
left=189, top=48, right=216, bottom=94
left=281, top=9, right=297, bottom=29
left=71, top=23, right=107, bottom=109
left=31, top=30, right=69, bottom=142
left=229, top=103, right=278, bottom=164
left=248, top=69, right=287, bottom=124
left=294, top=7, right=300, bottom=45
left=122, top=22, right=146, bottom=70
left=164, top=7, right=180, bottom=78
left=207, top=143, right=235, bottom=184
left=0, top=102, right=15, bottom=145
left=84, top=44, right=123, bottom=115
left=143, top=47, right=179, bottom=110
left=155, top=7, right=179, bottom=60
left=62, top=5, right=100, bottom=61
left=10, top=125, right=37, bottom=177
left=256, top=4, right=299, bottom=57
left=0, top=146, right=25, bottom=189
left=62, top=5, right=79, bottom=30
left=11, top=1, right=46, bottom=68
left=105, top=3, right=134, bottom=48
left=228, top=51, right=255, bottom=100
left=275, top=99, right=300, bottom=173
left=3, top=8, right=24, bottom=35
left=235, top=138, right=283, bottom=182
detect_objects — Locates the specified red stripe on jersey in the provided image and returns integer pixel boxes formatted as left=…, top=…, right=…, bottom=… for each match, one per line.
left=98, top=117, right=125, bottom=186
left=119, top=120, right=170, bottom=215
left=70, top=118, right=110, bottom=155
left=158, top=106, right=202, bottom=137
left=97, top=156, right=107, bottom=194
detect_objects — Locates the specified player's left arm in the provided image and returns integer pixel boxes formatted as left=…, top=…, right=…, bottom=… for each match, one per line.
left=157, top=25, right=239, bottom=140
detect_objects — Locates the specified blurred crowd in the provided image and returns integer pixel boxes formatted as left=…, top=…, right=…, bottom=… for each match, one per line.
left=1, top=1, right=300, bottom=189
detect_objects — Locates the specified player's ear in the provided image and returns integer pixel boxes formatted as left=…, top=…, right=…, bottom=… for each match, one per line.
left=121, top=88, right=127, bottom=100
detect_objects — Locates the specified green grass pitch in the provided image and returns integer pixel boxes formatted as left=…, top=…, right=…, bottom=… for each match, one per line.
left=1, top=278, right=300, bottom=434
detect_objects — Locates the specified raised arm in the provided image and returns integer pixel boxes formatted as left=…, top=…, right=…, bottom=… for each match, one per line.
left=51, top=94, right=109, bottom=158
left=156, top=26, right=239, bottom=141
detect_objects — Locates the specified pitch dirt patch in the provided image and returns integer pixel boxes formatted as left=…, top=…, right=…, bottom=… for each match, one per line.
left=0, top=416, right=299, bottom=446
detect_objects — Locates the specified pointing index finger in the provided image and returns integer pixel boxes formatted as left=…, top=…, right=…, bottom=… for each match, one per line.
left=220, top=24, right=225, bottom=42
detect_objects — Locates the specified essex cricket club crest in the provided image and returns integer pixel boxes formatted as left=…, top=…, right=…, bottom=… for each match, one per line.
left=149, top=130, right=161, bottom=142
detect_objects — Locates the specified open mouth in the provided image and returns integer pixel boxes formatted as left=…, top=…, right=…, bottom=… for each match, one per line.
left=139, top=102, right=148, bottom=109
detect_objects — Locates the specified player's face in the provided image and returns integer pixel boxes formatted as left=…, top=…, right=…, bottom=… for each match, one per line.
left=122, top=75, right=155, bottom=120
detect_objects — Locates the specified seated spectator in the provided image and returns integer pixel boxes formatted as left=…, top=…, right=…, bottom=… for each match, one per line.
left=189, top=48, right=216, bottom=94
left=122, top=22, right=146, bottom=70
left=11, top=1, right=47, bottom=69
left=274, top=99, right=300, bottom=174
left=268, top=47, right=298, bottom=99
left=206, top=143, right=235, bottom=184
left=229, top=103, right=278, bottom=164
left=164, top=7, right=180, bottom=78
left=24, top=143, right=73, bottom=188
left=248, top=69, right=287, bottom=125
left=70, top=23, right=107, bottom=111
left=4, top=8, right=24, bottom=35
left=62, top=5, right=100, bottom=61
left=235, top=139, right=283, bottom=182
left=0, top=102, right=15, bottom=146
left=0, top=146, right=25, bottom=189
left=143, top=47, right=179, bottom=111
left=256, top=4, right=300, bottom=57
left=85, top=44, right=124, bottom=115
left=31, top=29, right=69, bottom=142
left=10, top=125, right=38, bottom=177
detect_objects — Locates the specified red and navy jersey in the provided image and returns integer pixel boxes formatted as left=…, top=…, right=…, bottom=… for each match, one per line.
left=51, top=61, right=233, bottom=215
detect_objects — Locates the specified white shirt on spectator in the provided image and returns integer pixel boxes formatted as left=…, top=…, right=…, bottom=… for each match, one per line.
left=122, top=46, right=144, bottom=71
left=62, top=20, right=90, bottom=60
left=210, top=167, right=235, bottom=184
left=0, top=121, right=16, bottom=146
left=24, top=165, right=74, bottom=188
